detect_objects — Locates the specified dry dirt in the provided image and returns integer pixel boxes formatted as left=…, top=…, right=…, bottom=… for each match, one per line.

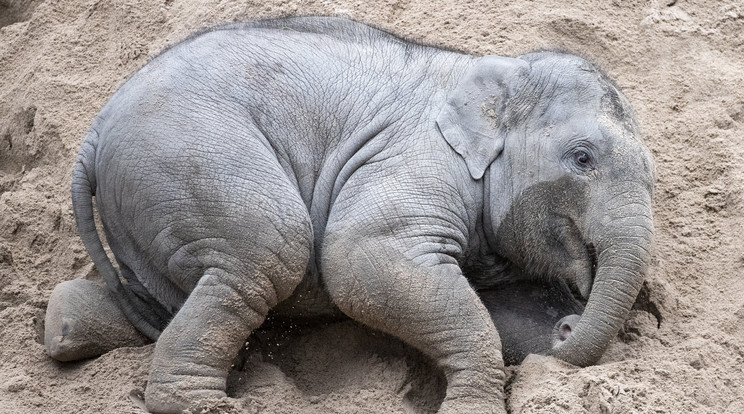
left=1, top=0, right=743, bottom=413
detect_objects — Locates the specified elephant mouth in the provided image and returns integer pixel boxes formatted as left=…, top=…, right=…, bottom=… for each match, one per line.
left=586, top=242, right=598, bottom=280
left=576, top=242, right=598, bottom=301
left=565, top=242, right=597, bottom=302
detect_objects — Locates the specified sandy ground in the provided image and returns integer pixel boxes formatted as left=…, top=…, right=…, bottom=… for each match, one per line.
left=1, top=0, right=743, bottom=413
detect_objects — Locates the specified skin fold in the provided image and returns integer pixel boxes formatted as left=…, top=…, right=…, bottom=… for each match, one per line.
left=44, top=17, right=655, bottom=414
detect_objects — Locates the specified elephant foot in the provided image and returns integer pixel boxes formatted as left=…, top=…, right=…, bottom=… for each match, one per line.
left=44, top=279, right=148, bottom=361
left=144, top=378, right=228, bottom=414
left=438, top=395, right=507, bottom=414
left=435, top=365, right=507, bottom=414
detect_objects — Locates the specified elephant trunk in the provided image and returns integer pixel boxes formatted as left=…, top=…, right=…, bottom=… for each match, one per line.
left=550, top=205, right=653, bottom=367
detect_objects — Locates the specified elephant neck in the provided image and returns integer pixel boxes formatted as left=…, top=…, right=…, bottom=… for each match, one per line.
left=458, top=164, right=517, bottom=291
left=481, top=158, right=512, bottom=255
left=461, top=245, right=515, bottom=290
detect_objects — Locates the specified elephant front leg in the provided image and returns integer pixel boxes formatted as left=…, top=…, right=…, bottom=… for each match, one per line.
left=145, top=267, right=285, bottom=413
left=323, top=238, right=507, bottom=414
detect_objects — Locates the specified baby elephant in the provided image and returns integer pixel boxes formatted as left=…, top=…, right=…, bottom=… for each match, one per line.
left=45, top=16, right=654, bottom=413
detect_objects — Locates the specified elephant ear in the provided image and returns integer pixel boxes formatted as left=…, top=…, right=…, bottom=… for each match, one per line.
left=436, top=56, right=530, bottom=180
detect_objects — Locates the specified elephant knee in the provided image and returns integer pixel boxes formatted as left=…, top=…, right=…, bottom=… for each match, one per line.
left=320, top=235, right=397, bottom=320
left=269, top=217, right=313, bottom=302
left=242, top=202, right=313, bottom=303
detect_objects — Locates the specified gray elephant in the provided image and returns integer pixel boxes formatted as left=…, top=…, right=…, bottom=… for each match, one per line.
left=44, top=17, right=654, bottom=414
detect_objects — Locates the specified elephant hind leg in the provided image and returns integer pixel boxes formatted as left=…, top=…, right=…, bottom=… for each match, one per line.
left=145, top=262, right=310, bottom=413
left=145, top=207, right=313, bottom=413
left=44, top=279, right=149, bottom=362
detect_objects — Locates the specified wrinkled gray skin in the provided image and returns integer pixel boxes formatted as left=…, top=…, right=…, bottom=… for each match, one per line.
left=44, top=17, right=654, bottom=414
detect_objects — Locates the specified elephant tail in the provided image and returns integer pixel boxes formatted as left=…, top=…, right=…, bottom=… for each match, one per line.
left=71, top=127, right=161, bottom=341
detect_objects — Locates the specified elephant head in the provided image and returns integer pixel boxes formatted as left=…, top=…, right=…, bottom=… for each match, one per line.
left=437, top=51, right=655, bottom=366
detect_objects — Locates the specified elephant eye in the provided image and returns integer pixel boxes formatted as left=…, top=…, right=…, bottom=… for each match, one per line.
left=575, top=151, right=589, bottom=164
left=572, top=150, right=594, bottom=170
